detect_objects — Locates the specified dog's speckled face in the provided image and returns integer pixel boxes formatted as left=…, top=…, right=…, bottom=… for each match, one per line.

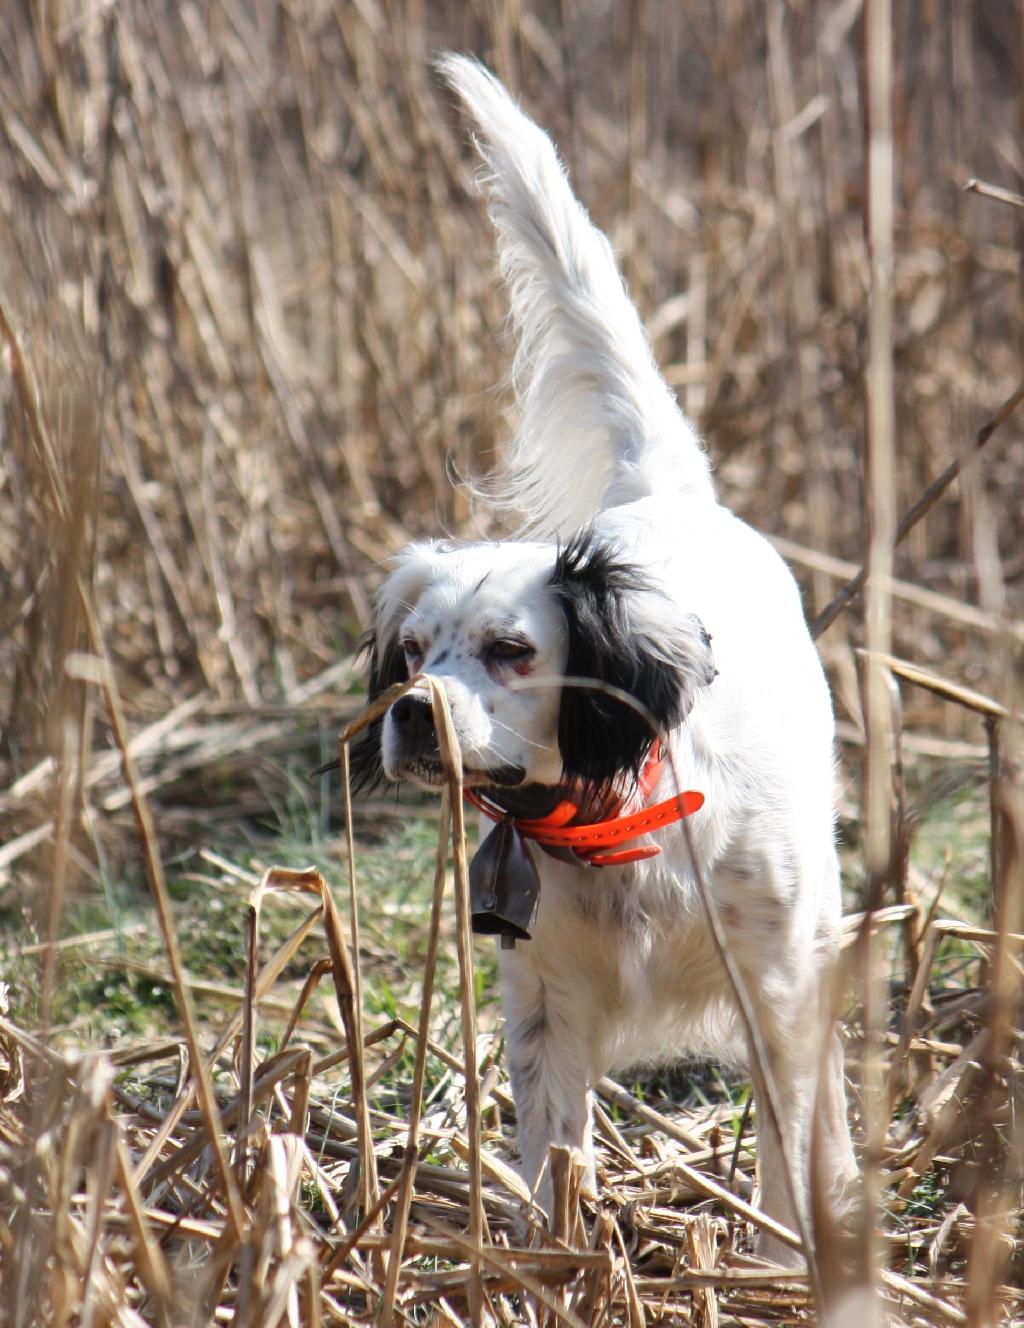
left=352, top=531, right=717, bottom=799
left=373, top=541, right=567, bottom=790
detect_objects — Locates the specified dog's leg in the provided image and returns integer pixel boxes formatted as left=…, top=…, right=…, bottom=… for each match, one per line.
left=745, top=994, right=829, bottom=1266
left=814, top=1021, right=859, bottom=1207
left=716, top=842, right=856, bottom=1266
left=501, top=954, right=596, bottom=1216
left=748, top=1004, right=857, bottom=1260
left=748, top=948, right=860, bottom=1261
left=803, top=900, right=859, bottom=1223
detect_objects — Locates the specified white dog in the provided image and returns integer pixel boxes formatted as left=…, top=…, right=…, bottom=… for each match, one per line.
left=354, top=55, right=856, bottom=1262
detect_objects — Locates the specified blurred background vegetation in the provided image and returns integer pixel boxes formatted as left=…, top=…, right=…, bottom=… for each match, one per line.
left=0, top=0, right=1020, bottom=1025
left=2, top=1, right=1021, bottom=793
left=0, top=5, right=1022, bottom=1320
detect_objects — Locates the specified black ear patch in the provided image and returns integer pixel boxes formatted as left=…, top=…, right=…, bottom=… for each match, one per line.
left=347, top=629, right=407, bottom=792
left=549, top=530, right=715, bottom=792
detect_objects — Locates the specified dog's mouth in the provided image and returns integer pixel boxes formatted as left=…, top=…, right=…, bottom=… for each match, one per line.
left=396, top=755, right=527, bottom=791
left=476, top=782, right=566, bottom=819
left=476, top=779, right=621, bottom=821
left=397, top=755, right=621, bottom=821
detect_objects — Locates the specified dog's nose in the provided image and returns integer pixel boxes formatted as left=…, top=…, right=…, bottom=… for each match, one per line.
left=391, top=693, right=436, bottom=746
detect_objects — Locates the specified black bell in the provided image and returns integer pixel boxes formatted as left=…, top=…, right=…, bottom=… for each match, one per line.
left=469, top=819, right=541, bottom=948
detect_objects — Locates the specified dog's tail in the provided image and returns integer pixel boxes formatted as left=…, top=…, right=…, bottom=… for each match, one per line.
left=439, top=55, right=714, bottom=536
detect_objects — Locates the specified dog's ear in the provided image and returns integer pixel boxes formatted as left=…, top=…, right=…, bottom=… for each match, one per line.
left=347, top=629, right=408, bottom=791
left=348, top=544, right=438, bottom=791
left=549, top=531, right=715, bottom=791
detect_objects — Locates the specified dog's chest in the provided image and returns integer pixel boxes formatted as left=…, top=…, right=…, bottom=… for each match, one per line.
left=532, top=862, right=728, bottom=1036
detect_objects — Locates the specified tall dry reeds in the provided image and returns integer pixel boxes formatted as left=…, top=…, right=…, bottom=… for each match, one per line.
left=1, top=2, right=1022, bottom=1324
left=1, top=3, right=1021, bottom=770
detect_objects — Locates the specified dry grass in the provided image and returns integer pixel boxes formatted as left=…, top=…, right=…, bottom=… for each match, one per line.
left=1, top=688, right=1022, bottom=1324
left=1, top=2, right=1023, bottom=1324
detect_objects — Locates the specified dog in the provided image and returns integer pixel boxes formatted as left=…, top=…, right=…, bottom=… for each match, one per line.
left=353, top=55, right=857, bottom=1264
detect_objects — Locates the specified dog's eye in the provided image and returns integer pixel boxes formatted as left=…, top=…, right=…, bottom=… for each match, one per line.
left=487, top=639, right=535, bottom=664
left=401, top=638, right=423, bottom=665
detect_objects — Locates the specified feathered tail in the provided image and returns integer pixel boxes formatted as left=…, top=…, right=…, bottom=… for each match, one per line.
left=439, top=55, right=714, bottom=537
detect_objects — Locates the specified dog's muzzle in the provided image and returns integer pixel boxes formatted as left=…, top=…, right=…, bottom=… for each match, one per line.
left=386, top=692, right=444, bottom=783
left=388, top=692, right=527, bottom=789
left=391, top=692, right=437, bottom=753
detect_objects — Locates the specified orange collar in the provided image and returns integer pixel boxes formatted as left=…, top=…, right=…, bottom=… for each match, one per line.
left=465, top=742, right=703, bottom=868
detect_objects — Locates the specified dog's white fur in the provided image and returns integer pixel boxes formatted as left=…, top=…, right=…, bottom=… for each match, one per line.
left=362, top=56, right=856, bottom=1262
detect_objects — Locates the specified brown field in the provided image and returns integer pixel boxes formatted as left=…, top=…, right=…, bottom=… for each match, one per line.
left=0, top=2, right=1022, bottom=1325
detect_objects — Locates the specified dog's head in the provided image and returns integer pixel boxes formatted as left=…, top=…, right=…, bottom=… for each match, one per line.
left=351, top=529, right=716, bottom=800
